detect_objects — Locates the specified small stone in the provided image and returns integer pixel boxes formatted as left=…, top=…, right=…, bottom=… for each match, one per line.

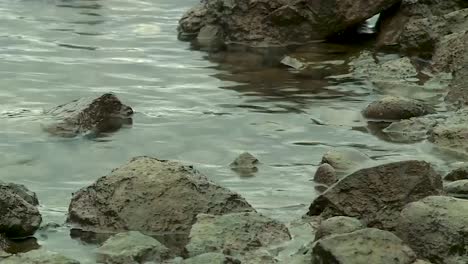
left=313, top=163, right=337, bottom=186
left=230, top=152, right=259, bottom=176
left=363, top=96, right=434, bottom=121
left=314, top=216, right=365, bottom=241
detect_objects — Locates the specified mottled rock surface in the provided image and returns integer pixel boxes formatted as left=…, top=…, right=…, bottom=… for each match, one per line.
left=307, top=160, right=443, bottom=230
left=313, top=163, right=337, bottom=186
left=43, top=93, right=133, bottom=137
left=363, top=96, right=434, bottom=121
left=0, top=182, right=38, bottom=206
left=2, top=249, right=80, bottom=264
left=312, top=228, right=417, bottom=264
left=67, top=156, right=254, bottom=235
left=444, top=180, right=468, bottom=199
left=396, top=196, right=468, bottom=264
left=182, top=253, right=241, bottom=264
left=314, top=216, right=364, bottom=241
left=445, top=166, right=468, bottom=181
left=230, top=152, right=259, bottom=176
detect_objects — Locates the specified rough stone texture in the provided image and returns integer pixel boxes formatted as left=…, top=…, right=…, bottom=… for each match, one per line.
left=445, top=166, right=468, bottom=181
left=67, top=156, right=254, bottom=235
left=313, top=163, right=337, bottom=186
left=312, top=228, right=417, bottom=264
left=321, top=147, right=372, bottom=173
left=186, top=212, right=291, bottom=257
left=0, top=185, right=42, bottom=238
left=0, top=182, right=39, bottom=206
left=363, top=96, right=435, bottom=121
left=183, top=253, right=241, bottom=264
left=95, top=231, right=171, bottom=264
left=2, top=249, right=80, bottom=264
left=307, top=160, right=443, bottom=230
left=314, top=216, right=364, bottom=241
left=230, top=152, right=259, bottom=176
left=396, top=196, right=468, bottom=264
left=43, top=93, right=133, bottom=137
left=0, top=233, right=10, bottom=257
left=444, top=180, right=468, bottom=199
left=382, top=115, right=442, bottom=143
left=178, top=0, right=401, bottom=46
left=432, top=27, right=468, bottom=73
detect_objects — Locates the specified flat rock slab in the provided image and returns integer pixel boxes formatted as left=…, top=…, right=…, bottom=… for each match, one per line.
left=67, top=156, right=254, bottom=235
left=307, top=160, right=443, bottom=230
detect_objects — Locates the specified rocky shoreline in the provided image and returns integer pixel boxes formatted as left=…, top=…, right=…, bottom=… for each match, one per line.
left=2, top=0, right=468, bottom=263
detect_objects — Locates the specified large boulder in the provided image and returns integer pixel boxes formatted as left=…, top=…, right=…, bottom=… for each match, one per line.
left=307, top=160, right=443, bottom=230
left=0, top=185, right=42, bottom=238
left=396, top=196, right=468, bottom=264
left=95, top=231, right=172, bottom=264
left=178, top=0, right=401, bottom=46
left=312, top=228, right=417, bottom=264
left=43, top=93, right=133, bottom=138
left=2, top=249, right=80, bottom=264
left=67, top=156, right=254, bottom=235
left=186, top=212, right=290, bottom=258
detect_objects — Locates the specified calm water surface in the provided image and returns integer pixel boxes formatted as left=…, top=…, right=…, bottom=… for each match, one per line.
left=0, top=0, right=460, bottom=262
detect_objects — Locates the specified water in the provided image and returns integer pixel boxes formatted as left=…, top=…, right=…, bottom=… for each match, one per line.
left=0, top=0, right=461, bottom=262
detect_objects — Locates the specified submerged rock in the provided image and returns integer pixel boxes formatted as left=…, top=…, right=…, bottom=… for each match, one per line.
left=362, top=96, right=434, bottom=121
left=445, top=166, right=468, bottom=181
left=230, top=152, right=259, bottom=176
left=43, top=93, right=133, bottom=138
left=314, top=216, right=364, bottom=241
left=307, top=160, right=443, bottom=230
left=312, top=228, right=417, bottom=264
left=313, top=163, right=337, bottom=186
left=96, top=231, right=171, bottom=264
left=396, top=196, right=468, bottom=264
left=0, top=185, right=41, bottom=238
left=186, top=212, right=290, bottom=258
left=178, top=0, right=400, bottom=46
left=2, top=249, right=80, bottom=264
left=67, top=156, right=254, bottom=235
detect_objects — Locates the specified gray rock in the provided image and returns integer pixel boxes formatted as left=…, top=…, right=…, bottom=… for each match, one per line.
left=307, top=160, right=443, bottom=231
left=362, top=96, right=435, bottom=121
left=280, top=56, right=306, bottom=70
left=0, top=233, right=10, bottom=257
left=183, top=253, right=240, bottom=264
left=445, top=166, right=468, bottom=181
left=2, top=249, right=80, bottom=264
left=396, top=196, right=468, bottom=264
left=67, top=156, right=254, bottom=235
left=0, top=182, right=39, bottom=206
left=444, top=180, right=468, bottom=199
left=428, top=117, right=468, bottom=153
left=178, top=0, right=400, bottom=46
left=186, top=212, right=290, bottom=257
left=432, top=28, right=468, bottom=74
left=0, top=185, right=42, bottom=238
left=196, top=25, right=224, bottom=46
left=312, top=228, right=417, bottom=264
left=321, top=148, right=372, bottom=173
left=43, top=93, right=133, bottom=138
left=230, top=152, right=259, bottom=176
left=314, top=216, right=364, bottom=241
left=95, top=231, right=171, bottom=264
left=313, top=164, right=337, bottom=186
left=382, top=115, right=441, bottom=143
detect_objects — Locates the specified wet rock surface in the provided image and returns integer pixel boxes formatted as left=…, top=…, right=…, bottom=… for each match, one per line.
left=363, top=96, right=435, bottom=121
left=312, top=228, right=417, bottom=264
left=67, top=156, right=254, bottom=235
left=396, top=196, right=468, bottom=264
left=320, top=147, right=372, bottom=174
left=444, top=180, right=468, bottom=199
left=2, top=249, right=80, bottom=264
left=43, top=93, right=133, bottom=138
left=96, top=231, right=172, bottom=264
left=314, top=216, right=364, bottom=241
left=445, top=166, right=468, bottom=181
left=0, top=182, right=39, bottom=206
left=307, top=160, right=443, bottom=230
left=382, top=115, right=441, bottom=143
left=313, top=163, right=337, bottom=186
left=178, top=0, right=400, bottom=46
left=0, top=185, right=42, bottom=238
left=185, top=212, right=290, bottom=258
left=230, top=152, right=259, bottom=176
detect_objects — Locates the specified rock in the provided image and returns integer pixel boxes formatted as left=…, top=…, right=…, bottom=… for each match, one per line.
left=183, top=253, right=241, bottom=264
left=350, top=52, right=418, bottom=81
left=43, top=93, right=133, bottom=138
left=362, top=96, right=435, bottom=121
left=312, top=228, right=417, bottom=264
left=0, top=182, right=39, bottom=206
left=321, top=147, right=372, bottom=173
left=313, top=163, right=337, bottom=186
left=196, top=25, right=224, bottom=46
left=432, top=28, right=468, bottom=74
left=444, top=180, right=468, bottom=199
left=178, top=0, right=401, bottom=46
left=67, top=156, right=254, bottom=235
left=186, top=212, right=290, bottom=257
left=1, top=249, right=80, bottom=264
left=96, top=231, right=171, bottom=264
left=280, top=56, right=306, bottom=70
left=0, top=185, right=42, bottom=238
left=445, top=166, right=468, bottom=181
left=314, top=216, right=364, bottom=241
left=230, top=152, right=259, bottom=176
left=396, top=196, right=468, bottom=263
left=0, top=234, right=10, bottom=257
left=445, top=64, right=468, bottom=107
left=428, top=116, right=468, bottom=153
left=307, top=160, right=443, bottom=230
left=382, top=115, right=441, bottom=143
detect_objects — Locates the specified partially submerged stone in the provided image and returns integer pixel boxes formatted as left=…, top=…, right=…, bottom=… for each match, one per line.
left=67, top=156, right=254, bottom=235
left=43, top=93, right=133, bottom=138
left=382, top=115, right=441, bottom=143
left=96, top=231, right=171, bottom=264
left=230, top=152, right=259, bottom=176
left=186, top=212, right=290, bottom=257
left=307, top=160, right=443, bottom=230
left=396, top=196, right=468, bottom=263
left=314, top=216, right=364, bottom=241
left=313, top=163, right=337, bottom=186
left=321, top=147, right=372, bottom=173
left=312, top=228, right=417, bottom=264
left=362, top=96, right=434, bottom=121
left=2, top=249, right=80, bottom=264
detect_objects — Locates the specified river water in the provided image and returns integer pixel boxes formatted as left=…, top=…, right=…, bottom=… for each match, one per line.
left=0, top=0, right=461, bottom=262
